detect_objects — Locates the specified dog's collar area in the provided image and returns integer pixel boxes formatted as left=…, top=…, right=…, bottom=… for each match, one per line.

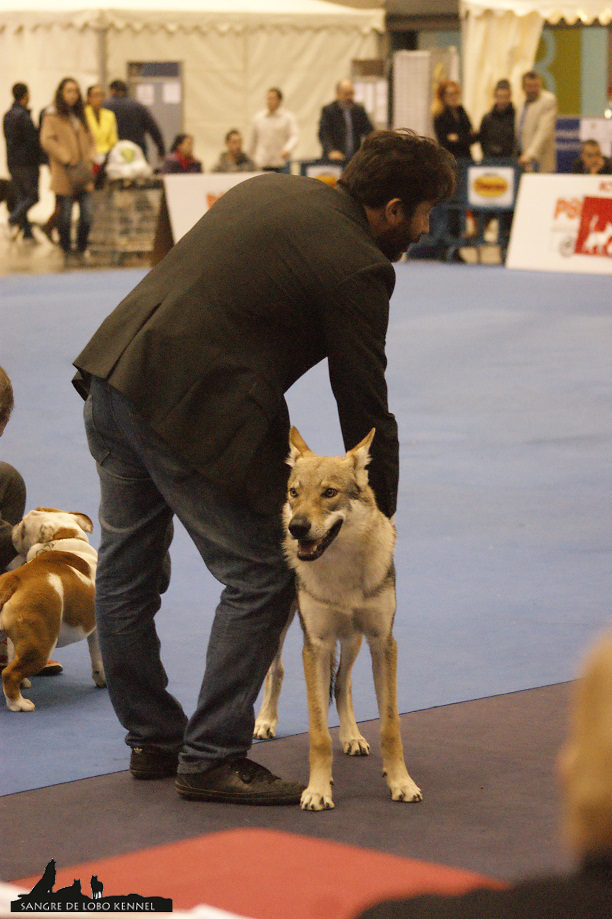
left=296, top=519, right=343, bottom=562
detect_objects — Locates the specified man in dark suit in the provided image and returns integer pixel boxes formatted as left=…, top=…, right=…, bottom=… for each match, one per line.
left=104, top=80, right=165, bottom=163
left=318, top=79, right=374, bottom=163
left=73, top=130, right=456, bottom=805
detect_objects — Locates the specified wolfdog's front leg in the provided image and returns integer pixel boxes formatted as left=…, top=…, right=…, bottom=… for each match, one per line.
left=369, top=633, right=422, bottom=803
left=301, top=636, right=335, bottom=810
left=254, top=607, right=295, bottom=739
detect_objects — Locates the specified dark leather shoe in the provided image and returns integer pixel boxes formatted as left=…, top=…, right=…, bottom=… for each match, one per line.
left=175, top=757, right=304, bottom=805
left=130, top=746, right=179, bottom=780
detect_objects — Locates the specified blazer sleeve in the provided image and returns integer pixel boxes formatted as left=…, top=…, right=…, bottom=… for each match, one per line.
left=321, top=265, right=399, bottom=518
left=523, top=96, right=558, bottom=162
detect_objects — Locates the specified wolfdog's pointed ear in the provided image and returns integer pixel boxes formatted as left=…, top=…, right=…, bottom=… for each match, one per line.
left=287, top=426, right=314, bottom=467
left=348, top=428, right=375, bottom=472
left=69, top=512, right=94, bottom=533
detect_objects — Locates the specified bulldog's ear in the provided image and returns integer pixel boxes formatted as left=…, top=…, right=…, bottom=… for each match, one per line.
left=69, top=512, right=93, bottom=533
left=348, top=428, right=375, bottom=473
left=287, top=426, right=315, bottom=467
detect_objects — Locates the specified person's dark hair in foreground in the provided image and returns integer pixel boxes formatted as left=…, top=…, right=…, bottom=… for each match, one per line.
left=357, top=631, right=612, bottom=919
left=340, top=129, right=457, bottom=220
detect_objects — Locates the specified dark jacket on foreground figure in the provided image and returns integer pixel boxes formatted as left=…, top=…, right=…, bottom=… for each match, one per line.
left=73, top=173, right=398, bottom=517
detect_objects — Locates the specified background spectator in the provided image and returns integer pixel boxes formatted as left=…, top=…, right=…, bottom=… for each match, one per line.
left=104, top=79, right=165, bottom=163
left=0, top=366, right=63, bottom=676
left=433, top=80, right=477, bottom=162
left=571, top=139, right=611, bottom=175
left=2, top=82, right=42, bottom=243
left=479, top=79, right=515, bottom=159
left=516, top=71, right=558, bottom=173
left=318, top=79, right=373, bottom=163
left=40, top=77, right=96, bottom=264
left=249, top=87, right=298, bottom=171
left=212, top=130, right=256, bottom=173
left=85, top=85, right=118, bottom=159
left=161, top=134, right=202, bottom=174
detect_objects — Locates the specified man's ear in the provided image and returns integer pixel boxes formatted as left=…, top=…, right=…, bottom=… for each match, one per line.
left=384, top=198, right=404, bottom=226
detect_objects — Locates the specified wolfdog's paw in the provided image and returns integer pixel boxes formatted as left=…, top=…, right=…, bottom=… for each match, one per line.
left=253, top=716, right=278, bottom=739
left=301, top=786, right=335, bottom=811
left=387, top=775, right=423, bottom=803
left=341, top=735, right=370, bottom=756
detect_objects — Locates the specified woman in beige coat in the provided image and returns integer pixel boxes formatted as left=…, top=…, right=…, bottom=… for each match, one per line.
left=40, top=78, right=96, bottom=262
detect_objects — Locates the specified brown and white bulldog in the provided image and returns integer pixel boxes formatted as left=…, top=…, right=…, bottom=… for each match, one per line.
left=0, top=507, right=105, bottom=711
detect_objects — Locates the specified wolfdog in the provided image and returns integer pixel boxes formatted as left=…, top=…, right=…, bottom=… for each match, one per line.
left=254, top=427, right=422, bottom=811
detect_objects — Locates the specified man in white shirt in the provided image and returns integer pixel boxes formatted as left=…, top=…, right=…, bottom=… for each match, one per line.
left=250, top=88, right=299, bottom=171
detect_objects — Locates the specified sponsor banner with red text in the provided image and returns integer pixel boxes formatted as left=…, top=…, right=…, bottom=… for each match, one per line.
left=507, top=174, right=612, bottom=274
left=467, top=167, right=515, bottom=208
left=163, top=173, right=262, bottom=243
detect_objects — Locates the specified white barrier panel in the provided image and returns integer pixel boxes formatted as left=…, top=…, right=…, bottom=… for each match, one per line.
left=506, top=174, right=612, bottom=275
left=163, top=173, right=262, bottom=244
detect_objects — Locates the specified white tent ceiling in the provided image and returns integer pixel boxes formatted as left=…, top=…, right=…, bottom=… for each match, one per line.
left=460, top=0, right=611, bottom=24
left=460, top=0, right=611, bottom=132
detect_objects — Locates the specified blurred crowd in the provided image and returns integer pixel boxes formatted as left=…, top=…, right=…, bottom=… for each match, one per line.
left=3, top=71, right=610, bottom=265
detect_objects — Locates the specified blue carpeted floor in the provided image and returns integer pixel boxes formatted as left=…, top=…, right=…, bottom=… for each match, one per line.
left=1, top=264, right=610, bottom=795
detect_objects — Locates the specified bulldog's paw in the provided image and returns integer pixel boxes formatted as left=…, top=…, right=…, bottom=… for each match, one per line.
left=387, top=775, right=423, bottom=803
left=21, top=678, right=32, bottom=688
left=7, top=695, right=35, bottom=712
left=92, top=670, right=106, bottom=688
left=253, top=716, right=277, bottom=739
left=300, top=785, right=335, bottom=811
left=341, top=735, right=370, bottom=756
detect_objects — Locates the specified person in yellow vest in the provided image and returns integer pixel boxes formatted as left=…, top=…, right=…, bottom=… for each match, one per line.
left=85, top=84, right=118, bottom=184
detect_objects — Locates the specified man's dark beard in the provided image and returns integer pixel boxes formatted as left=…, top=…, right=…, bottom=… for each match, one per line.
left=376, top=227, right=417, bottom=262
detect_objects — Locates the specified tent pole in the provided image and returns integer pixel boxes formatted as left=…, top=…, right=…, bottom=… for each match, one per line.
left=97, top=20, right=108, bottom=89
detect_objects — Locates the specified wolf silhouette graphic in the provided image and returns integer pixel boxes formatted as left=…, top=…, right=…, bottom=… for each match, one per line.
left=90, top=875, right=104, bottom=899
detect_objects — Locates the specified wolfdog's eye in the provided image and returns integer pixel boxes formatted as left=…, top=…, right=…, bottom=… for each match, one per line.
left=323, top=488, right=338, bottom=498
left=289, top=487, right=299, bottom=498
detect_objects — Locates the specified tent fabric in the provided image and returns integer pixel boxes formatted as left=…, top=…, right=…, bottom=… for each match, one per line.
left=460, top=0, right=611, bottom=134
left=460, top=0, right=611, bottom=24
left=0, top=1, right=383, bottom=173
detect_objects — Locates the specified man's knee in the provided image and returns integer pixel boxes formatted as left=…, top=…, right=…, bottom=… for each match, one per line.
left=0, top=462, right=26, bottom=523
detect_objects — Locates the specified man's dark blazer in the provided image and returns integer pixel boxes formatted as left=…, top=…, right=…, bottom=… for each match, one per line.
left=318, top=101, right=374, bottom=160
left=74, top=173, right=398, bottom=517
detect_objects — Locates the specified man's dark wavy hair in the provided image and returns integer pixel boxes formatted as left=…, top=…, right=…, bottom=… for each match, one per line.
left=339, top=129, right=457, bottom=218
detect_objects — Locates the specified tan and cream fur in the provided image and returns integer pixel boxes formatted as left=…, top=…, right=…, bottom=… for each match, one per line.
left=255, top=427, right=422, bottom=811
left=0, top=507, right=105, bottom=711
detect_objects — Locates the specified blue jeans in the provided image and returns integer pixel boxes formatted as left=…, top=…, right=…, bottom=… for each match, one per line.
left=84, top=377, right=294, bottom=771
left=58, top=190, right=93, bottom=253
left=8, top=166, right=39, bottom=237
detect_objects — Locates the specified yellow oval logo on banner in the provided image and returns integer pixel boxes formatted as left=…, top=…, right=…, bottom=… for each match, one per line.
left=473, top=174, right=509, bottom=197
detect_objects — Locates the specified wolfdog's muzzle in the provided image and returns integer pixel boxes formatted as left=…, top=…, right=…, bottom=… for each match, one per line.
left=288, top=517, right=343, bottom=562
